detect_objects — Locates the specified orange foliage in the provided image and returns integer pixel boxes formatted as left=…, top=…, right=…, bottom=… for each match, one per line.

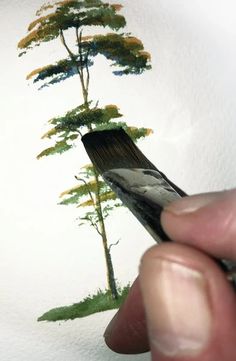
left=41, top=128, right=57, bottom=139
left=18, top=29, right=39, bottom=49
left=26, top=64, right=51, bottom=80
left=81, top=35, right=94, bottom=42
left=124, top=37, right=142, bottom=46
left=105, top=104, right=119, bottom=110
left=78, top=199, right=95, bottom=207
left=112, top=4, right=123, bottom=11
left=60, top=180, right=97, bottom=197
left=56, top=0, right=76, bottom=6
left=139, top=51, right=151, bottom=60
left=146, top=128, right=154, bottom=136
left=28, top=13, right=56, bottom=32
left=36, top=3, right=54, bottom=16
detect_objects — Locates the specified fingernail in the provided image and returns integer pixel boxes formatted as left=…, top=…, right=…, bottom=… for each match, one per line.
left=164, top=192, right=220, bottom=215
left=140, top=257, right=212, bottom=357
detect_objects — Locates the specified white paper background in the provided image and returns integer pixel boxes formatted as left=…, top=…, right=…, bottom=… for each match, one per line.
left=1, top=0, right=236, bottom=360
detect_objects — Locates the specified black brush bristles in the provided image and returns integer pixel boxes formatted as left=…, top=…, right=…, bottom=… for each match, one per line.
left=82, top=128, right=187, bottom=197
left=82, top=128, right=157, bottom=174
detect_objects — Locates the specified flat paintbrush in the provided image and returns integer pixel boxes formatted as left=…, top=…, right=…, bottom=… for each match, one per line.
left=82, top=128, right=236, bottom=287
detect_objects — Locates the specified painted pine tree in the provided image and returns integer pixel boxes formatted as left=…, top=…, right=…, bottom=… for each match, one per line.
left=18, top=0, right=152, bottom=301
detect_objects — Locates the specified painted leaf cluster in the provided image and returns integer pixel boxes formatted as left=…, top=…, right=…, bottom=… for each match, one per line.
left=47, top=103, right=122, bottom=131
left=37, top=130, right=79, bottom=159
left=18, top=0, right=126, bottom=54
left=87, top=33, right=151, bottom=75
left=60, top=178, right=105, bottom=205
left=19, top=0, right=151, bottom=88
left=37, top=101, right=152, bottom=159
left=25, top=32, right=150, bottom=89
left=37, top=104, right=123, bottom=159
left=26, top=58, right=80, bottom=89
left=60, top=175, right=115, bottom=204
left=59, top=165, right=123, bottom=227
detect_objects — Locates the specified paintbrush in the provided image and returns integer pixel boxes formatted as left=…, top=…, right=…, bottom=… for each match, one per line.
left=82, top=128, right=236, bottom=287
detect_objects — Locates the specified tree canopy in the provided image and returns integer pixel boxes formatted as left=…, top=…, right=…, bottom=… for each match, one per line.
left=18, top=0, right=151, bottom=91
left=18, top=0, right=126, bottom=53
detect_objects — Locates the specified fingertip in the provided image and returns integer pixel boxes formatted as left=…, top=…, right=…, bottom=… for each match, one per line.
left=160, top=189, right=236, bottom=260
left=104, top=277, right=150, bottom=354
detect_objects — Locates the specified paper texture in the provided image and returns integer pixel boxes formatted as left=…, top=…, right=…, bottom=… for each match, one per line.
left=1, top=0, right=236, bottom=360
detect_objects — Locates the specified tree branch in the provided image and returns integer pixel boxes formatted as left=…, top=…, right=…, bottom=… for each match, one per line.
left=75, top=27, right=89, bottom=106
left=87, top=215, right=102, bottom=236
left=78, top=28, right=91, bottom=95
left=85, top=49, right=90, bottom=94
left=75, top=173, right=102, bottom=236
left=77, top=129, right=83, bottom=137
left=76, top=27, right=81, bottom=59
left=78, top=214, right=102, bottom=236
left=75, top=175, right=95, bottom=210
left=59, top=29, right=74, bottom=58
left=59, top=29, right=81, bottom=77
left=109, top=239, right=120, bottom=252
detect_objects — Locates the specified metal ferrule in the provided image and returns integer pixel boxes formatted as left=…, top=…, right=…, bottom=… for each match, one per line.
left=103, top=167, right=236, bottom=288
left=103, top=168, right=181, bottom=243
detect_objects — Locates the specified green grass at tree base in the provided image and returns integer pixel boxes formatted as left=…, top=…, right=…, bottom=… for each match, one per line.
left=38, top=285, right=130, bottom=322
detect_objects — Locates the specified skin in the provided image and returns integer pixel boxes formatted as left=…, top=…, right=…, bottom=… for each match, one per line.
left=104, top=189, right=236, bottom=361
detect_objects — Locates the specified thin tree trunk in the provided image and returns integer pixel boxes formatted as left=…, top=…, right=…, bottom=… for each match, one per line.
left=56, top=26, right=118, bottom=299
left=78, top=170, right=119, bottom=299
left=73, top=32, right=118, bottom=299
left=94, top=171, right=119, bottom=299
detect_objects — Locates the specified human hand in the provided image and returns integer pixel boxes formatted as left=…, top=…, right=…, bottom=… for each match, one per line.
left=104, top=189, right=236, bottom=360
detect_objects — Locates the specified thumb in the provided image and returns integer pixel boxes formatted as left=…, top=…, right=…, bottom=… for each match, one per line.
left=139, top=243, right=236, bottom=361
left=160, top=188, right=236, bottom=260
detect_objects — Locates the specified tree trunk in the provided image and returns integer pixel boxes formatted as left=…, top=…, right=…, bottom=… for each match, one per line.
left=101, top=225, right=119, bottom=300
left=94, top=171, right=119, bottom=300
left=77, top=45, right=118, bottom=299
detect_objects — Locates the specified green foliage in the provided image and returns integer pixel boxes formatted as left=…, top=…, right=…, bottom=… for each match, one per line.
left=126, top=125, right=153, bottom=140
left=45, top=104, right=122, bottom=136
left=27, top=58, right=80, bottom=89
left=37, top=139, right=74, bottom=159
left=37, top=103, right=132, bottom=160
left=59, top=165, right=123, bottom=228
left=37, top=102, right=153, bottom=164
left=25, top=33, right=151, bottom=88
left=38, top=284, right=130, bottom=321
left=38, top=102, right=152, bottom=160
left=88, top=33, right=151, bottom=75
left=80, top=163, right=96, bottom=177
left=18, top=0, right=126, bottom=54
left=19, top=0, right=151, bottom=89
left=60, top=178, right=106, bottom=205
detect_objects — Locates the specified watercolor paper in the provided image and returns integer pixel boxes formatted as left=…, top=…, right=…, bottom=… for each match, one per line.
left=1, top=1, right=236, bottom=360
